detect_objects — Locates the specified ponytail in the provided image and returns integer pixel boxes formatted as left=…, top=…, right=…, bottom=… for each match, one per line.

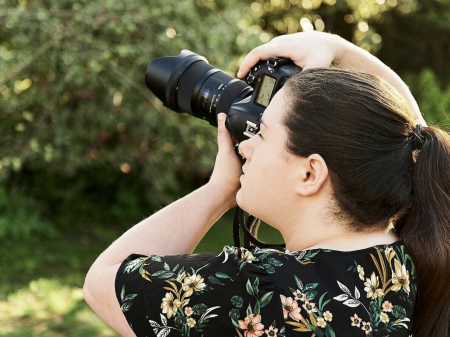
left=398, top=125, right=450, bottom=336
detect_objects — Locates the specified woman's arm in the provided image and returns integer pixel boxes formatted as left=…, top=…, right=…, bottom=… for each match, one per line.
left=238, top=31, right=427, bottom=126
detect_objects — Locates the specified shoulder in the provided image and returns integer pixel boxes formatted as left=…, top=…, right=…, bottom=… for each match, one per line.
left=114, top=246, right=282, bottom=337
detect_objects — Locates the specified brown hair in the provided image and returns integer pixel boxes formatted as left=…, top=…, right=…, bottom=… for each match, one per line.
left=281, top=67, right=450, bottom=336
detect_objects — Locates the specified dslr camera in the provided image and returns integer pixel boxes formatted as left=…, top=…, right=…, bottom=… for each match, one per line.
left=145, top=50, right=301, bottom=143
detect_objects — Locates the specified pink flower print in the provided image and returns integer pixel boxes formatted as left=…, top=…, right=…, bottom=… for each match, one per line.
left=361, top=321, right=372, bottom=335
left=292, top=289, right=306, bottom=302
left=184, top=306, right=193, bottom=317
left=301, top=300, right=317, bottom=315
left=238, top=314, right=265, bottom=337
left=264, top=325, right=278, bottom=336
left=350, top=313, right=362, bottom=327
left=382, top=300, right=393, bottom=312
left=280, top=295, right=303, bottom=322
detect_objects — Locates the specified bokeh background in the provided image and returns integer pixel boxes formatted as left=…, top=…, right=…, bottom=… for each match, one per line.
left=0, top=0, right=449, bottom=335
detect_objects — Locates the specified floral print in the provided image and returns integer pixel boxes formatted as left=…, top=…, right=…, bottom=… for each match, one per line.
left=115, top=240, right=416, bottom=336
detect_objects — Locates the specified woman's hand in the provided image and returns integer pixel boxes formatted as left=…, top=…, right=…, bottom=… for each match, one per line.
left=208, top=113, right=245, bottom=210
left=237, top=31, right=345, bottom=78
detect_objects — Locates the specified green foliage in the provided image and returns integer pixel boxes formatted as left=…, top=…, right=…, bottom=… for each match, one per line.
left=0, top=185, right=56, bottom=240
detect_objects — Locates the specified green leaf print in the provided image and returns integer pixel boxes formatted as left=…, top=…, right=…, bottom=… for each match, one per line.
left=208, top=275, right=225, bottom=285
left=121, top=284, right=125, bottom=301
left=304, top=283, right=319, bottom=291
left=392, top=305, right=407, bottom=319
left=253, top=278, right=259, bottom=294
left=123, top=294, right=138, bottom=302
left=268, top=258, right=283, bottom=267
left=163, top=262, right=170, bottom=271
left=231, top=295, right=243, bottom=307
left=306, top=291, right=317, bottom=301
left=246, top=303, right=252, bottom=316
left=260, top=291, right=274, bottom=308
left=215, top=272, right=233, bottom=281
left=193, top=303, right=207, bottom=315
left=229, top=308, right=240, bottom=319
left=264, top=264, right=275, bottom=274
left=294, top=275, right=304, bottom=291
left=246, top=279, right=254, bottom=295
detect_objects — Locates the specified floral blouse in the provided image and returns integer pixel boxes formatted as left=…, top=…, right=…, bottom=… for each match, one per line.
left=115, top=240, right=417, bottom=337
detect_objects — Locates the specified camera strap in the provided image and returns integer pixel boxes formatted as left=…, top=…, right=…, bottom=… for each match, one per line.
left=233, top=205, right=286, bottom=249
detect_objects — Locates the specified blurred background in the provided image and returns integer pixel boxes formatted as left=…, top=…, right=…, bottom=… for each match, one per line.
left=0, top=0, right=449, bottom=335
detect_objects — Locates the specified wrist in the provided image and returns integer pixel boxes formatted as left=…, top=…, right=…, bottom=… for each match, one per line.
left=205, top=182, right=237, bottom=211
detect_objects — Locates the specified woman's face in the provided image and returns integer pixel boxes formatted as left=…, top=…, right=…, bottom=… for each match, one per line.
left=236, top=87, right=302, bottom=227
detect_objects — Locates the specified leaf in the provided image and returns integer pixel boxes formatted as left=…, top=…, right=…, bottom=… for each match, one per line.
left=355, top=286, right=360, bottom=300
left=215, top=272, right=233, bottom=281
left=208, top=275, right=225, bottom=285
left=286, top=321, right=310, bottom=331
left=229, top=308, right=240, bottom=319
left=121, top=285, right=125, bottom=302
left=231, top=295, right=243, bottom=308
left=318, top=292, right=327, bottom=310
left=163, top=262, right=170, bottom=271
left=123, top=293, right=138, bottom=302
left=160, top=313, right=167, bottom=326
left=268, top=258, right=283, bottom=266
left=149, top=320, right=161, bottom=328
left=263, top=264, right=275, bottom=274
left=120, top=302, right=132, bottom=312
left=294, top=275, right=304, bottom=291
left=337, top=281, right=351, bottom=296
left=246, top=279, right=254, bottom=295
left=304, top=283, right=319, bottom=291
left=392, top=305, right=407, bottom=319
left=260, top=291, right=274, bottom=307
left=343, top=299, right=361, bottom=308
left=246, top=303, right=252, bottom=316
left=254, top=301, right=260, bottom=316
left=306, top=291, right=317, bottom=301
left=333, top=294, right=348, bottom=301
left=157, top=327, right=170, bottom=337
left=253, top=277, right=259, bottom=294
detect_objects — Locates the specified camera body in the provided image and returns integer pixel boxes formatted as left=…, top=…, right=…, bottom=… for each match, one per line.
left=226, top=57, right=300, bottom=142
left=145, top=50, right=301, bottom=143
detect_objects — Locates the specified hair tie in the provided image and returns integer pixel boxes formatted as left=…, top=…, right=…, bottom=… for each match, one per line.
left=409, top=124, right=425, bottom=151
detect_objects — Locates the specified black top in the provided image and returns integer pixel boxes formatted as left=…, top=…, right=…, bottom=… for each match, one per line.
left=115, top=240, right=417, bottom=337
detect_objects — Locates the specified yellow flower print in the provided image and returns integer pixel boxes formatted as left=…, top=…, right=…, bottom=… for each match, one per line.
left=177, top=271, right=186, bottom=283
left=323, top=311, right=333, bottom=322
left=316, top=317, right=326, bottom=328
left=357, top=265, right=365, bottom=281
left=380, top=312, right=389, bottom=323
left=391, top=259, right=410, bottom=294
left=161, top=292, right=182, bottom=319
left=187, top=317, right=196, bottom=328
left=364, top=272, right=384, bottom=299
left=385, top=247, right=395, bottom=261
left=182, top=273, right=206, bottom=297
left=240, top=248, right=257, bottom=263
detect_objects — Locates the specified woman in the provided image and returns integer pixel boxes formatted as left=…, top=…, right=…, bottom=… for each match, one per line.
left=83, top=32, right=450, bottom=337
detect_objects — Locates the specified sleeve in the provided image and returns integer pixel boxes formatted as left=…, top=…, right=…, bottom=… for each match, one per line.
left=115, top=246, right=285, bottom=337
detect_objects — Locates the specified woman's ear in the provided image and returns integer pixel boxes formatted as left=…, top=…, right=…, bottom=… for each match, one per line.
left=295, top=154, right=329, bottom=196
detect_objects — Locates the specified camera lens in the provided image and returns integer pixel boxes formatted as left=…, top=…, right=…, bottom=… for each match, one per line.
left=146, top=50, right=251, bottom=126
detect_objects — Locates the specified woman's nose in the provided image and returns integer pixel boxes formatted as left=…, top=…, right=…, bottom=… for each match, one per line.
left=237, top=138, right=252, bottom=160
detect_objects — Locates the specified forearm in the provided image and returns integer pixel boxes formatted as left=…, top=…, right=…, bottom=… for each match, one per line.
left=335, top=37, right=427, bottom=126
left=90, top=183, right=232, bottom=269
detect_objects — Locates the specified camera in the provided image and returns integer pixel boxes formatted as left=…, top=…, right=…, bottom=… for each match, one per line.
left=145, top=50, right=301, bottom=143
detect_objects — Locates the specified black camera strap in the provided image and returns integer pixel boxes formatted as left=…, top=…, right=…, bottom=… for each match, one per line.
left=233, top=205, right=286, bottom=249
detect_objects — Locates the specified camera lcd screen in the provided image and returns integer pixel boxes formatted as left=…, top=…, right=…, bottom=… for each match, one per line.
left=256, top=75, right=276, bottom=107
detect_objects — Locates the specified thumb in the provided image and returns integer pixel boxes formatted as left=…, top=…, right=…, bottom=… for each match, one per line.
left=217, top=113, right=232, bottom=151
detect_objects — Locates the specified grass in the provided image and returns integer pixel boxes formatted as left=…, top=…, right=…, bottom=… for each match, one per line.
left=0, top=208, right=284, bottom=336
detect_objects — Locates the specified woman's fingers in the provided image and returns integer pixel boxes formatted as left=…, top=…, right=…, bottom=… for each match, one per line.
left=237, top=43, right=292, bottom=78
